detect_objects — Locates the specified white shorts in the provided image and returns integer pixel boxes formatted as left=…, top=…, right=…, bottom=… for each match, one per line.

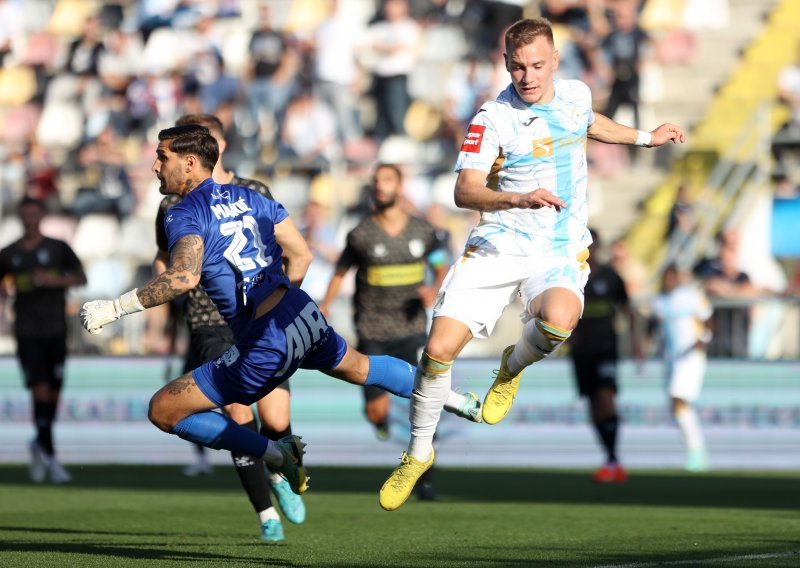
left=432, top=246, right=590, bottom=339
left=666, top=350, right=706, bottom=402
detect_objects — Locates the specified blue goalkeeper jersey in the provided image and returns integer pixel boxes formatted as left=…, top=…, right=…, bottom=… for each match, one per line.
left=164, top=178, right=290, bottom=341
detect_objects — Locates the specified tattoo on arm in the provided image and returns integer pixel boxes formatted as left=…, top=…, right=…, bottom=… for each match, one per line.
left=138, top=235, right=204, bottom=308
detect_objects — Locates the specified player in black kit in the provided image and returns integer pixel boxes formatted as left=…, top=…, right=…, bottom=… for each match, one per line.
left=568, top=229, right=639, bottom=483
left=320, top=164, right=480, bottom=500
left=0, top=197, right=86, bottom=484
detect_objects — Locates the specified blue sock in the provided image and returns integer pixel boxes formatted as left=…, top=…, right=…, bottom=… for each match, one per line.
left=364, top=355, right=415, bottom=398
left=172, top=411, right=270, bottom=459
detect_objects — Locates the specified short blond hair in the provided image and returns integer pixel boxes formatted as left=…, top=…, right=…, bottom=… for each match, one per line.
left=505, top=18, right=554, bottom=53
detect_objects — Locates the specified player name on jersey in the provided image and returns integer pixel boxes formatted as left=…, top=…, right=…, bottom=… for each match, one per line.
left=210, top=198, right=252, bottom=220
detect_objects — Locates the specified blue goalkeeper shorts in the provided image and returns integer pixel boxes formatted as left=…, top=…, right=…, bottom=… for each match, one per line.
left=193, top=287, right=347, bottom=406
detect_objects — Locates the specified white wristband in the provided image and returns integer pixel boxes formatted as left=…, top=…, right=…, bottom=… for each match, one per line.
left=116, top=289, right=145, bottom=316
left=635, top=130, right=652, bottom=147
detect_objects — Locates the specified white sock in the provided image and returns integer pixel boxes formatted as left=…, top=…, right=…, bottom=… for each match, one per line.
left=674, top=405, right=704, bottom=452
left=262, top=443, right=283, bottom=469
left=258, top=507, right=279, bottom=523
left=443, top=390, right=468, bottom=413
left=268, top=471, right=283, bottom=484
left=507, top=318, right=571, bottom=375
left=408, top=353, right=452, bottom=462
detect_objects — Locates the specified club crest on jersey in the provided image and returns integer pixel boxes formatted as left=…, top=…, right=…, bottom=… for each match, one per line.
left=214, top=345, right=240, bottom=368
left=461, top=124, right=485, bottom=153
left=373, top=243, right=387, bottom=258
left=408, top=238, right=425, bottom=258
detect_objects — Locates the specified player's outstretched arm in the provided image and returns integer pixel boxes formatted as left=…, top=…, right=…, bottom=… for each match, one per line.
left=80, top=234, right=203, bottom=334
left=588, top=113, right=686, bottom=147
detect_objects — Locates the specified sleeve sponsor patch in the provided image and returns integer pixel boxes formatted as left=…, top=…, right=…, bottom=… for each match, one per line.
left=460, top=124, right=486, bottom=153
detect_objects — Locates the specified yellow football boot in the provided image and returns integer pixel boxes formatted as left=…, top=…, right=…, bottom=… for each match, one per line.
left=482, top=345, right=524, bottom=425
left=379, top=449, right=435, bottom=511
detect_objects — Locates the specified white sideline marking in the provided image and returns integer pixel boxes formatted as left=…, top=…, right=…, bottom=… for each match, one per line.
left=594, top=551, right=798, bottom=568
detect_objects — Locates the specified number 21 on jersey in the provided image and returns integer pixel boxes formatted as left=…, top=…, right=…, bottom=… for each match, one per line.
left=220, top=215, right=273, bottom=272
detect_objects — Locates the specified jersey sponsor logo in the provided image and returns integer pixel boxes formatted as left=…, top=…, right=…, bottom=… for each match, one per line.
left=532, top=137, right=554, bottom=158
left=366, top=262, right=425, bottom=287
left=211, top=189, right=231, bottom=200
left=532, top=134, right=586, bottom=158
left=210, top=198, right=252, bottom=220
left=522, top=116, right=539, bottom=126
left=460, top=124, right=486, bottom=153
left=276, top=301, right=329, bottom=377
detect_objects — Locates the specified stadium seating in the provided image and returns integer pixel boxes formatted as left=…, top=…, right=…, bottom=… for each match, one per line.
left=624, top=0, right=798, bottom=284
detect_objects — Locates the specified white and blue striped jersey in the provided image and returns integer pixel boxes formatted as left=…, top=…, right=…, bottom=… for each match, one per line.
left=651, top=284, right=713, bottom=360
left=165, top=178, right=291, bottom=341
left=455, top=79, right=595, bottom=257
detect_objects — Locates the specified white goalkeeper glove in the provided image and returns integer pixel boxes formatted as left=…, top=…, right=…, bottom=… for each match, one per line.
left=80, top=289, right=145, bottom=335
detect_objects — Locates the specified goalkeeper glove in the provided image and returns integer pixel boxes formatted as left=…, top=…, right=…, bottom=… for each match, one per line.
left=80, top=289, right=145, bottom=335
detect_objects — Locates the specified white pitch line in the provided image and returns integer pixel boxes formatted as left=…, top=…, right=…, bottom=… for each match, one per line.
left=593, top=551, right=798, bottom=568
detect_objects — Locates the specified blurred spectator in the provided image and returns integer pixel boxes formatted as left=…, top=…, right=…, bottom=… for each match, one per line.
left=773, top=43, right=800, bottom=176
left=442, top=54, right=493, bottom=150
left=599, top=0, right=650, bottom=130
left=610, top=237, right=648, bottom=300
left=247, top=3, right=300, bottom=142
left=666, top=185, right=694, bottom=240
left=69, top=128, right=134, bottom=219
left=365, top=0, right=421, bottom=139
left=64, top=15, right=105, bottom=78
left=694, top=230, right=757, bottom=357
left=24, top=139, right=59, bottom=206
left=544, top=0, right=609, bottom=87
left=181, top=16, right=241, bottom=114
left=279, top=87, right=339, bottom=171
left=313, top=0, right=365, bottom=152
left=298, top=199, right=339, bottom=302
left=98, top=28, right=143, bottom=96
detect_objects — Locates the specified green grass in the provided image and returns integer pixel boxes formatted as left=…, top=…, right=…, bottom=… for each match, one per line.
left=0, top=466, right=798, bottom=567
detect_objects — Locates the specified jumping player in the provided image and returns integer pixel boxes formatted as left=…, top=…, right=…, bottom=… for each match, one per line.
left=379, top=17, right=686, bottom=511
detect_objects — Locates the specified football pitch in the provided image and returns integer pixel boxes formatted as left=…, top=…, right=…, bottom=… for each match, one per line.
left=0, top=466, right=798, bottom=567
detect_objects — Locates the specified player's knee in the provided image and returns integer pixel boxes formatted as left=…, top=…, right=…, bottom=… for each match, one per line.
left=537, top=304, right=579, bottom=332
left=225, top=403, right=253, bottom=425
left=671, top=397, right=688, bottom=415
left=422, top=340, right=456, bottom=365
left=148, top=394, right=177, bottom=433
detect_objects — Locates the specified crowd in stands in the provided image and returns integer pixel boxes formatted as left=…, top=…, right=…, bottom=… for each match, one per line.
left=0, top=0, right=742, bottom=356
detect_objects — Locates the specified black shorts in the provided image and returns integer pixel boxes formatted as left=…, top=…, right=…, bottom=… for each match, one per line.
left=358, top=334, right=426, bottom=403
left=571, top=351, right=618, bottom=398
left=184, top=325, right=289, bottom=393
left=17, top=335, right=67, bottom=389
